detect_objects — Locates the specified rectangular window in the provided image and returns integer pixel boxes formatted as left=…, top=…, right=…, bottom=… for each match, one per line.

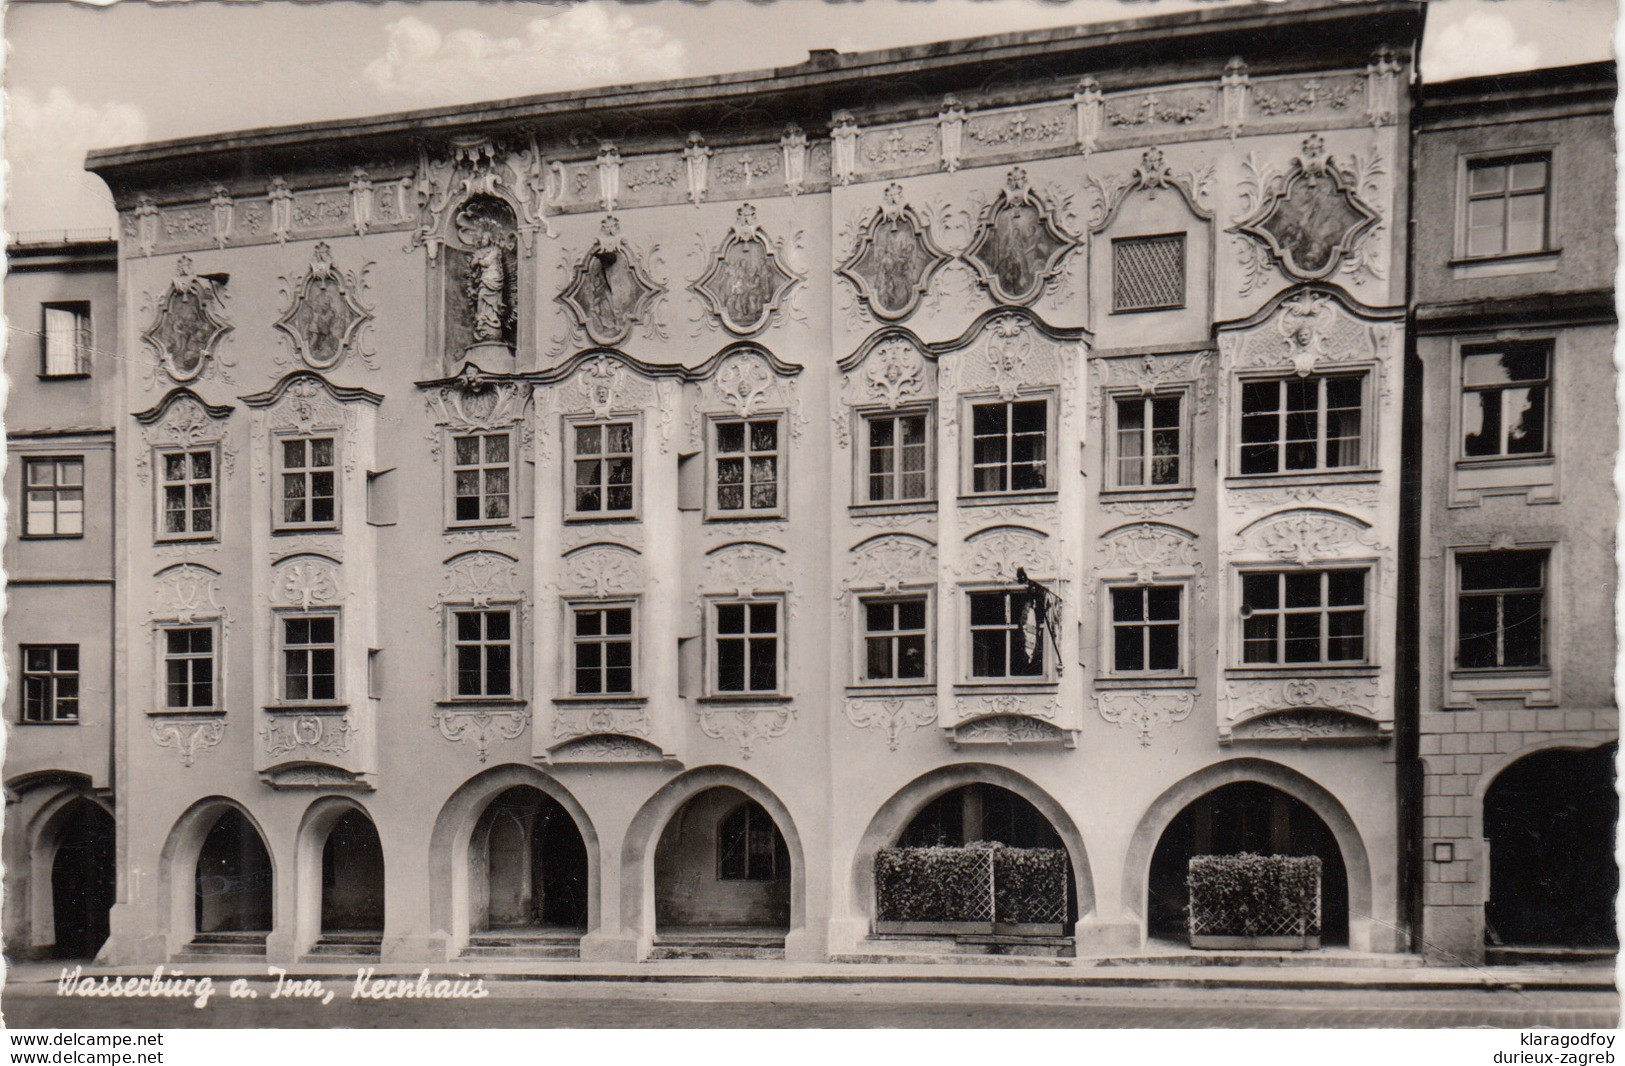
left=969, top=589, right=1045, bottom=679
left=1241, top=570, right=1367, bottom=665
left=452, top=432, right=512, bottom=524
left=1114, top=394, right=1182, bottom=487
left=572, top=605, right=633, bottom=696
left=570, top=422, right=635, bottom=515
left=713, top=418, right=780, bottom=515
left=714, top=601, right=779, bottom=693
left=159, top=449, right=216, bottom=539
left=21, top=645, right=78, bottom=723
left=1113, top=234, right=1187, bottom=312
left=1111, top=586, right=1182, bottom=673
left=862, top=597, right=929, bottom=682
left=970, top=399, right=1047, bottom=494
left=279, top=437, right=337, bottom=529
left=24, top=457, right=84, bottom=537
left=863, top=411, right=931, bottom=504
left=281, top=615, right=337, bottom=702
left=1239, top=374, right=1364, bottom=475
left=42, top=303, right=91, bottom=377
left=1457, top=551, right=1545, bottom=669
left=454, top=609, right=514, bottom=698
left=1462, top=343, right=1549, bottom=459
left=1465, top=154, right=1550, bottom=258
left=163, top=627, right=216, bottom=710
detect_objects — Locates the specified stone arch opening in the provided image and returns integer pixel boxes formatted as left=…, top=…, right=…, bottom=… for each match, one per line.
left=1483, top=743, right=1617, bottom=949
left=320, top=809, right=385, bottom=936
left=470, top=785, right=590, bottom=935
left=654, top=788, right=791, bottom=935
left=157, top=797, right=277, bottom=958
left=1146, top=781, right=1350, bottom=946
left=193, top=807, right=273, bottom=945
left=46, top=799, right=115, bottom=959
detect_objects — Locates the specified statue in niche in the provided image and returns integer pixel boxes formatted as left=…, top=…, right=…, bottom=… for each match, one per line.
left=468, top=230, right=507, bottom=340
left=450, top=195, right=518, bottom=351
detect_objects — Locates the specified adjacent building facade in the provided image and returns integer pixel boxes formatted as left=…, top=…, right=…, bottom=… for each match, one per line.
left=2, top=0, right=1611, bottom=967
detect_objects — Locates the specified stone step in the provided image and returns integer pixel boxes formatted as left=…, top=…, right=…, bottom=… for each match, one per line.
left=647, top=945, right=786, bottom=960
left=1092, top=951, right=1425, bottom=968
left=1485, top=946, right=1618, bottom=966
left=845, top=935, right=1075, bottom=961
left=461, top=944, right=581, bottom=960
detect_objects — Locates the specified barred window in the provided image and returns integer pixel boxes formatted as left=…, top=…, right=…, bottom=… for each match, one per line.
left=452, top=432, right=512, bottom=524
left=164, top=627, right=216, bottom=710
left=160, top=449, right=216, bottom=538
left=42, top=303, right=91, bottom=377
left=571, top=421, right=635, bottom=515
left=454, top=609, right=514, bottom=697
left=1113, top=234, right=1186, bottom=312
left=1457, top=551, right=1545, bottom=669
left=21, top=645, right=79, bottom=723
left=1241, top=570, right=1366, bottom=665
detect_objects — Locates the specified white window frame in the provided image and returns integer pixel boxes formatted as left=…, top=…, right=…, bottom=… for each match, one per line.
left=960, top=391, right=1056, bottom=499
left=20, top=644, right=80, bottom=724
left=446, top=428, right=516, bottom=529
left=564, top=416, right=640, bottom=521
left=1235, top=567, right=1370, bottom=668
left=854, top=590, right=934, bottom=687
left=1235, top=371, right=1370, bottom=477
left=1102, top=581, right=1187, bottom=678
left=41, top=302, right=92, bottom=378
left=855, top=406, right=935, bottom=507
left=705, top=413, right=786, bottom=520
left=158, top=622, right=221, bottom=712
left=1106, top=388, right=1188, bottom=490
left=155, top=444, right=220, bottom=542
left=563, top=599, right=639, bottom=699
left=447, top=605, right=520, bottom=701
left=705, top=596, right=786, bottom=697
left=273, top=432, right=340, bottom=532
left=1456, top=148, right=1556, bottom=261
left=963, top=585, right=1056, bottom=683
left=22, top=456, right=85, bottom=538
left=275, top=609, right=341, bottom=705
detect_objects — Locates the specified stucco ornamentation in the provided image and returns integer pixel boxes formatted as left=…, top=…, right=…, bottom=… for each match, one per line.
left=1242, top=509, right=1379, bottom=564
left=560, top=544, right=641, bottom=598
left=1084, top=147, right=1215, bottom=232
left=1221, top=59, right=1249, bottom=139
left=410, top=132, right=553, bottom=258
left=1099, top=498, right=1190, bottom=521
left=432, top=707, right=530, bottom=763
left=686, top=349, right=806, bottom=449
left=1230, top=708, right=1384, bottom=742
left=963, top=169, right=1078, bottom=306
left=273, top=242, right=376, bottom=372
left=438, top=551, right=524, bottom=610
left=132, top=389, right=235, bottom=486
left=244, top=372, right=378, bottom=481
left=551, top=734, right=666, bottom=763
left=1097, top=690, right=1196, bottom=747
left=142, top=257, right=233, bottom=384
left=683, top=134, right=712, bottom=204
left=553, top=705, right=651, bottom=740
left=151, top=564, right=230, bottom=630
left=150, top=717, right=226, bottom=768
left=1097, top=523, right=1202, bottom=582
left=1088, top=351, right=1214, bottom=421
left=945, top=311, right=1073, bottom=405
left=695, top=706, right=793, bottom=759
left=1222, top=676, right=1386, bottom=736
left=831, top=111, right=859, bottom=186
left=691, top=204, right=800, bottom=337
left=1072, top=78, right=1104, bottom=156
left=1220, top=289, right=1395, bottom=376
left=422, top=370, right=531, bottom=463
left=837, top=184, right=951, bottom=323
left=844, top=697, right=937, bottom=751
left=864, top=338, right=929, bottom=408
left=958, top=526, right=1054, bottom=583
left=1231, top=137, right=1385, bottom=290
left=704, top=542, right=789, bottom=600
left=1226, top=482, right=1381, bottom=519
left=950, top=714, right=1067, bottom=745
left=846, top=535, right=936, bottom=595
left=261, top=713, right=354, bottom=758
left=261, top=765, right=371, bottom=790
left=271, top=554, right=343, bottom=610
left=558, top=216, right=666, bottom=346
left=209, top=185, right=234, bottom=249
left=954, top=692, right=1061, bottom=723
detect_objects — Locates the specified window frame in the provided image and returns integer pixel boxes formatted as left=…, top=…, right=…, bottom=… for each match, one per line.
left=445, top=428, right=517, bottom=530
left=1452, top=549, right=1549, bottom=672
left=446, top=605, right=520, bottom=702
left=716, top=800, right=789, bottom=882
left=704, top=413, right=787, bottom=521
left=272, top=432, right=341, bottom=533
left=1457, top=340, right=1553, bottom=464
left=40, top=301, right=92, bottom=378
left=562, top=598, right=640, bottom=700
left=21, top=455, right=86, bottom=539
left=854, top=405, right=936, bottom=509
left=157, top=622, right=221, bottom=712
left=704, top=595, right=787, bottom=698
left=154, top=444, right=220, bottom=543
left=563, top=416, right=640, bottom=522
left=1234, top=566, right=1371, bottom=668
left=959, top=391, right=1057, bottom=501
left=853, top=590, right=934, bottom=689
left=962, top=584, right=1056, bottom=684
left=1456, top=148, right=1556, bottom=261
left=1235, top=371, right=1371, bottom=477
left=274, top=609, right=342, bottom=706
left=1106, top=387, right=1189, bottom=491
left=1111, top=232, right=1188, bottom=313
left=19, top=643, right=80, bottom=724
left=1102, top=581, right=1187, bottom=678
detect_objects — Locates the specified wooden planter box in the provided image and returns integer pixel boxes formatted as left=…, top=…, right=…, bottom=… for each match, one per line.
left=1190, top=934, right=1320, bottom=951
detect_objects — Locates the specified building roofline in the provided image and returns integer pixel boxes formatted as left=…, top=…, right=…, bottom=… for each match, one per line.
left=85, top=0, right=1421, bottom=191
left=1418, top=60, right=1616, bottom=119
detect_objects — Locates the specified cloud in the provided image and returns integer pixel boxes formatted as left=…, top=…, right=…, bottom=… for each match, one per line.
left=364, top=8, right=687, bottom=103
left=5, top=86, right=148, bottom=233
left=1426, top=9, right=1541, bottom=81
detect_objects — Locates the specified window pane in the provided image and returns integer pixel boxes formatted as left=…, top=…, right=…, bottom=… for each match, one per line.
left=484, top=434, right=509, bottom=463
left=717, top=604, right=745, bottom=634
left=866, top=601, right=895, bottom=633
left=717, top=422, right=744, bottom=454
left=1284, top=613, right=1322, bottom=663
left=1112, top=588, right=1144, bottom=623
left=1468, top=163, right=1506, bottom=195
left=749, top=603, right=776, bottom=634
left=972, top=629, right=1006, bottom=677
left=749, top=639, right=777, bottom=690
left=897, top=635, right=926, bottom=679
left=1148, top=624, right=1180, bottom=671
left=716, top=638, right=745, bottom=690
left=1284, top=572, right=1323, bottom=609
left=454, top=436, right=480, bottom=465
left=283, top=439, right=306, bottom=468
left=1147, top=586, right=1181, bottom=620
left=1457, top=595, right=1499, bottom=668
left=1327, top=570, right=1364, bottom=607
left=311, top=439, right=334, bottom=467
left=575, top=425, right=602, bottom=455
left=896, top=599, right=926, bottom=631
left=750, top=421, right=777, bottom=452
left=1501, top=592, right=1544, bottom=666
left=1114, top=626, right=1144, bottom=672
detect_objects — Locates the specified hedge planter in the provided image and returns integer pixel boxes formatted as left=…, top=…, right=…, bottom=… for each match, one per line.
left=1187, top=853, right=1322, bottom=951
left=874, top=842, right=1068, bottom=936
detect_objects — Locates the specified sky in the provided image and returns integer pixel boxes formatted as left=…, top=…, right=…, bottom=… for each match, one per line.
left=2, top=0, right=1619, bottom=233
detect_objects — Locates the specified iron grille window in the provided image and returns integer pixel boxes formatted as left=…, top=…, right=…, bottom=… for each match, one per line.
left=1239, top=374, right=1364, bottom=474
left=454, top=609, right=514, bottom=697
left=281, top=615, right=337, bottom=702
left=1111, top=586, right=1182, bottom=672
left=572, top=605, right=633, bottom=695
left=863, top=597, right=929, bottom=682
left=1465, top=154, right=1550, bottom=257
left=1241, top=570, right=1367, bottom=665
left=718, top=801, right=788, bottom=881
left=42, top=303, right=91, bottom=376
left=1462, top=343, right=1549, bottom=459
left=571, top=421, right=634, bottom=515
left=279, top=437, right=337, bottom=528
left=21, top=644, right=78, bottom=723
left=160, top=449, right=215, bottom=538
left=1115, top=394, right=1182, bottom=487
left=714, top=418, right=780, bottom=514
left=1457, top=551, right=1546, bottom=669
left=970, top=399, right=1047, bottom=493
left=715, top=601, right=779, bottom=693
left=164, top=627, right=216, bottom=710
left=452, top=432, right=512, bottom=523
left=1113, top=234, right=1186, bottom=312
left=969, top=589, right=1045, bottom=679
left=23, top=457, right=84, bottom=537
left=864, top=411, right=930, bottom=503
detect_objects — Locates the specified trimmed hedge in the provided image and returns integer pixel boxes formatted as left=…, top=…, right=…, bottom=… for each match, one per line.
left=875, top=842, right=1069, bottom=924
left=1187, top=853, right=1322, bottom=937
left=990, top=845, right=1070, bottom=924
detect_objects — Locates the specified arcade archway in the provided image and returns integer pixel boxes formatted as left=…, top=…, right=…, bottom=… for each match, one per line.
left=470, top=785, right=589, bottom=934
left=653, top=787, right=791, bottom=936
left=194, top=807, right=273, bottom=944
left=49, top=800, right=115, bottom=959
